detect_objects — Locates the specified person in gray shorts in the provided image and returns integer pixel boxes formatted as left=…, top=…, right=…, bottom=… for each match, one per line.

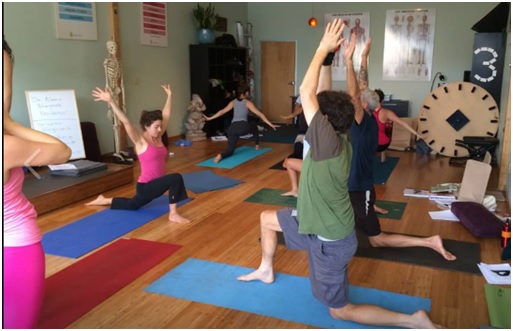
left=237, top=19, right=441, bottom=328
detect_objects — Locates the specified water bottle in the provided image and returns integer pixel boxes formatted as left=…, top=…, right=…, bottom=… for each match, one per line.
left=501, top=219, right=511, bottom=248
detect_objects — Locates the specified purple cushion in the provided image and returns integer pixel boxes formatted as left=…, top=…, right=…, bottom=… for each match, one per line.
left=451, top=201, right=503, bottom=237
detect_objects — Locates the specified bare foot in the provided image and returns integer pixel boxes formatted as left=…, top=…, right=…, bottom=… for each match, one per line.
left=214, top=154, right=222, bottom=163
left=85, top=194, right=112, bottom=206
left=381, top=153, right=386, bottom=163
left=429, top=235, right=456, bottom=261
left=374, top=205, right=389, bottom=215
left=237, top=267, right=274, bottom=284
left=255, top=144, right=260, bottom=151
left=281, top=191, right=297, bottom=197
left=408, top=309, right=442, bottom=329
left=169, top=213, right=191, bottom=224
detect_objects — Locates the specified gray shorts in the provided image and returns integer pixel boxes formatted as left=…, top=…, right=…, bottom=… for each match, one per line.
left=276, top=208, right=358, bottom=308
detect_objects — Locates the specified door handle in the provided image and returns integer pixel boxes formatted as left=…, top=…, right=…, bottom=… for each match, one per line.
left=288, top=81, right=295, bottom=85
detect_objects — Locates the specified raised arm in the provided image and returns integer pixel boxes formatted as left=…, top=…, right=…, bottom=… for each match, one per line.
left=246, top=100, right=278, bottom=130
left=300, top=19, right=344, bottom=125
left=92, top=87, right=144, bottom=148
left=384, top=109, right=421, bottom=139
left=344, top=32, right=364, bottom=124
left=317, top=51, right=336, bottom=93
left=358, top=38, right=371, bottom=90
left=3, top=50, right=13, bottom=116
left=160, top=84, right=172, bottom=131
left=203, top=100, right=234, bottom=121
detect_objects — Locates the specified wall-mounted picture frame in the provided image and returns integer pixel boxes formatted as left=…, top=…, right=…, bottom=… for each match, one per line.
left=141, top=2, right=168, bottom=47
left=54, top=2, right=98, bottom=41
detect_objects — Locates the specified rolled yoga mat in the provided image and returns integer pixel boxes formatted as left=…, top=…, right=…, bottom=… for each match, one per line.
left=145, top=258, right=431, bottom=329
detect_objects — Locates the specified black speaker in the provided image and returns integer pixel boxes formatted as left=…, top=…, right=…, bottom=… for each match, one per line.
left=463, top=70, right=471, bottom=82
left=472, top=2, right=510, bottom=32
left=80, top=122, right=102, bottom=161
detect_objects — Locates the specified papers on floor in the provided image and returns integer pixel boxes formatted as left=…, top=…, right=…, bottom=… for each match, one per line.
left=404, top=188, right=456, bottom=201
left=429, top=210, right=460, bottom=221
left=478, top=263, right=511, bottom=285
left=211, top=136, right=227, bottom=141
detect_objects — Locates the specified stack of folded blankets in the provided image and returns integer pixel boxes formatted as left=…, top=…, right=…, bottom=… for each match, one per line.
left=50, top=160, right=107, bottom=177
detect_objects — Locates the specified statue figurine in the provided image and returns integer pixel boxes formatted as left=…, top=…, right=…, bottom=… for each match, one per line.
left=185, top=94, right=207, bottom=141
left=104, top=40, right=131, bottom=162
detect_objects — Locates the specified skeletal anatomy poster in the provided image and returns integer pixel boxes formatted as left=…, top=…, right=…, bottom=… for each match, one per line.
left=382, top=9, right=436, bottom=81
left=141, top=2, right=168, bottom=47
left=325, top=12, right=370, bottom=81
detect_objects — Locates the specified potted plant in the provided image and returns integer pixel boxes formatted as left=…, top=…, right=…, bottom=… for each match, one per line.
left=193, top=3, right=219, bottom=44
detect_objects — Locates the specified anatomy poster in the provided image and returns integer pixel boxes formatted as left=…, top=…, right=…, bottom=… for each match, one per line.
left=382, top=9, right=436, bottom=81
left=325, top=12, right=370, bottom=81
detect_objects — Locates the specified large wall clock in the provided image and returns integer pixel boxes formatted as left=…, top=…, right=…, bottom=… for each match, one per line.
left=418, top=81, right=499, bottom=157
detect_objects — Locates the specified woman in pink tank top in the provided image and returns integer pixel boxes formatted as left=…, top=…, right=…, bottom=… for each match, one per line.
left=374, top=89, right=423, bottom=162
left=3, top=37, right=72, bottom=328
left=85, top=85, right=190, bottom=224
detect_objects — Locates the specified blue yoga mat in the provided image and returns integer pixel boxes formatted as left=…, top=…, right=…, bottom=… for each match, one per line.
left=196, top=146, right=272, bottom=169
left=182, top=170, right=244, bottom=193
left=373, top=156, right=399, bottom=184
left=42, top=196, right=193, bottom=258
left=145, top=258, right=431, bottom=329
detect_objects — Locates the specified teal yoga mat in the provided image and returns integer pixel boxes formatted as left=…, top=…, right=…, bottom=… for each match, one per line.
left=373, top=156, right=399, bottom=184
left=244, top=188, right=297, bottom=208
left=196, top=146, right=272, bottom=169
left=42, top=195, right=192, bottom=258
left=145, top=258, right=431, bottom=329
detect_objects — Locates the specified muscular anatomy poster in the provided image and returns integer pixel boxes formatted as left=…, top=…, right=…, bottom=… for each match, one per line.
left=325, top=12, right=370, bottom=81
left=383, top=9, right=436, bottom=81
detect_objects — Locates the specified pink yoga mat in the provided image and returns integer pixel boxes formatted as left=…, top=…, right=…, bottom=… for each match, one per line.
left=37, top=238, right=181, bottom=328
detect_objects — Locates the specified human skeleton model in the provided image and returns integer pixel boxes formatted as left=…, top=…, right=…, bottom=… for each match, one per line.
left=104, top=40, right=128, bottom=161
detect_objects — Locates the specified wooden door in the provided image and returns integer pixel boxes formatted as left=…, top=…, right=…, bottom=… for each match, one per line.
left=261, top=41, right=296, bottom=123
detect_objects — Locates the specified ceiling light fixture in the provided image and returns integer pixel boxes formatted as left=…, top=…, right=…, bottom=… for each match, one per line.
left=308, top=3, right=317, bottom=27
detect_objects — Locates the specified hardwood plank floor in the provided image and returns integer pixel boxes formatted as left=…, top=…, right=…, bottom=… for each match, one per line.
left=37, top=137, right=510, bottom=329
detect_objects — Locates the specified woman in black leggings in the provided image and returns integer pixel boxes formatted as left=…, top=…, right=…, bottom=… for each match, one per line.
left=204, top=84, right=278, bottom=163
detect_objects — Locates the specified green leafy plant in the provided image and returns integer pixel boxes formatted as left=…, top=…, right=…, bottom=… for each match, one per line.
left=193, top=3, right=219, bottom=30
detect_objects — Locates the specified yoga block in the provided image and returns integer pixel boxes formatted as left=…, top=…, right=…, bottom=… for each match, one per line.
left=451, top=201, right=503, bottom=238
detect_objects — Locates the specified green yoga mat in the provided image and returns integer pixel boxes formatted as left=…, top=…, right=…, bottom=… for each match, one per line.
left=375, top=201, right=406, bottom=220
left=484, top=284, right=511, bottom=328
left=244, top=188, right=297, bottom=208
left=246, top=189, right=405, bottom=221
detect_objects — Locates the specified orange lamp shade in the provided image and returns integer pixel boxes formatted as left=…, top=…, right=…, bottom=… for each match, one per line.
left=308, top=17, right=317, bottom=27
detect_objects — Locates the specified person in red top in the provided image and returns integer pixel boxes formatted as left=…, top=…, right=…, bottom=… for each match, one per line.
left=85, top=85, right=190, bottom=224
left=373, top=89, right=423, bottom=162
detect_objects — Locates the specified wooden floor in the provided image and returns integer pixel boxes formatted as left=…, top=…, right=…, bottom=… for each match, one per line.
left=39, top=137, right=510, bottom=329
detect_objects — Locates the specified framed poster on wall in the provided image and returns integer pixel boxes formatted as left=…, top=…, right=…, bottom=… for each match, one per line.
left=54, top=2, right=97, bottom=41
left=141, top=2, right=168, bottom=47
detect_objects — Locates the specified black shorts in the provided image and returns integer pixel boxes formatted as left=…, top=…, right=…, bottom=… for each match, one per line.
left=349, top=190, right=382, bottom=237
left=377, top=143, right=390, bottom=152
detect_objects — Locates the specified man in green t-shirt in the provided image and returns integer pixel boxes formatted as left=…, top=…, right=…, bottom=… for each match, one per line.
left=237, top=19, right=439, bottom=328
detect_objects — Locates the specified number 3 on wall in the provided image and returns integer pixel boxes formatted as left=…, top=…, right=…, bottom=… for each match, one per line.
left=473, top=46, right=499, bottom=83
left=470, top=33, right=506, bottom=106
